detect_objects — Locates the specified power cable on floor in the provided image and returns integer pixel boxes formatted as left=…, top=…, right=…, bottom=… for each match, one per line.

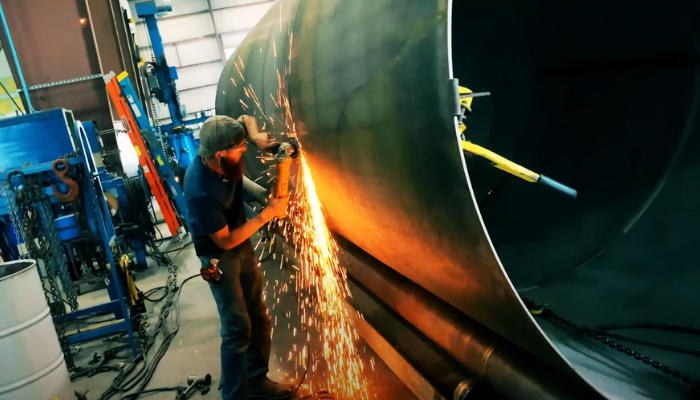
left=93, top=270, right=200, bottom=400
left=69, top=243, right=199, bottom=400
left=119, top=386, right=188, bottom=399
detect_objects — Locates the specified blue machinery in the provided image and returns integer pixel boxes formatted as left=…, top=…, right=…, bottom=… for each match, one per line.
left=0, top=0, right=204, bottom=371
left=106, top=70, right=191, bottom=229
left=136, top=1, right=209, bottom=169
left=0, top=110, right=139, bottom=359
left=0, top=0, right=218, bottom=370
left=0, top=61, right=195, bottom=372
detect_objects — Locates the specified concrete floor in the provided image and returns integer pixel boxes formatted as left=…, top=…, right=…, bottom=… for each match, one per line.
left=69, top=231, right=415, bottom=400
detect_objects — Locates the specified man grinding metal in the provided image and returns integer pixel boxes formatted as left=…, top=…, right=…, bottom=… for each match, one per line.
left=183, top=115, right=292, bottom=400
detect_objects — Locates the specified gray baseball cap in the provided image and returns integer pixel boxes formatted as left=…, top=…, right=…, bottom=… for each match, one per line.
left=198, top=115, right=247, bottom=158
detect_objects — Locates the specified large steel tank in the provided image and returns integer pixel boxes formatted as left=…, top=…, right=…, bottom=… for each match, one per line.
left=0, top=260, right=74, bottom=400
left=216, top=1, right=700, bottom=398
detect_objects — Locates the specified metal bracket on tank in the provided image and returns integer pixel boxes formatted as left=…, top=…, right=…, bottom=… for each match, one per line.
left=448, top=78, right=462, bottom=117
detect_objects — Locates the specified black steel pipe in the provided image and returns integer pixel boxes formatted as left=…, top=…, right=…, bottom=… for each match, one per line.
left=341, top=238, right=597, bottom=400
left=347, top=279, right=488, bottom=400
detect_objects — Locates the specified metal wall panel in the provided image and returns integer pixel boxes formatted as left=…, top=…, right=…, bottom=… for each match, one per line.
left=159, top=13, right=215, bottom=43
left=138, top=44, right=181, bottom=66
left=134, top=23, right=151, bottom=46
left=213, top=3, right=271, bottom=32
left=126, top=0, right=259, bottom=125
left=180, top=85, right=217, bottom=113
left=177, top=38, right=221, bottom=66
left=221, top=30, right=250, bottom=49
left=175, top=62, right=224, bottom=90
left=211, top=0, right=273, bottom=9
left=159, top=0, right=208, bottom=16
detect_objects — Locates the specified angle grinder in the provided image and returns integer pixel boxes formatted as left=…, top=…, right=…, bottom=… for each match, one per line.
left=268, top=138, right=300, bottom=200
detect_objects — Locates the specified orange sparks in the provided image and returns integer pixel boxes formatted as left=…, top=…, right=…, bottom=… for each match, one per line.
left=289, top=32, right=294, bottom=73
left=234, top=61, right=245, bottom=82
left=246, top=27, right=370, bottom=399
left=273, top=36, right=277, bottom=58
left=230, top=77, right=237, bottom=87
left=285, top=156, right=369, bottom=400
left=245, top=84, right=268, bottom=120
left=238, top=55, right=245, bottom=69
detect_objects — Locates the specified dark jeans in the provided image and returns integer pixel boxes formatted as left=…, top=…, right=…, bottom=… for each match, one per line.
left=200, top=241, right=271, bottom=400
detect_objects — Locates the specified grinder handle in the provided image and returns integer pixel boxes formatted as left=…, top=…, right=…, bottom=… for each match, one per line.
left=275, top=157, right=292, bottom=198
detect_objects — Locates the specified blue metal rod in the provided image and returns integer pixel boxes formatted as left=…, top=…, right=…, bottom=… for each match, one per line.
left=54, top=300, right=122, bottom=321
left=0, top=1, right=34, bottom=113
left=65, top=320, right=131, bottom=345
left=0, top=157, right=82, bottom=181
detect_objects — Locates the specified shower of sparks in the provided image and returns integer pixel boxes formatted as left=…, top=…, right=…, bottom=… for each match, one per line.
left=232, top=19, right=370, bottom=399
left=284, top=156, right=370, bottom=400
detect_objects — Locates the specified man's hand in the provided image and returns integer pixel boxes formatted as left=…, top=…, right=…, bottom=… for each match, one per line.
left=262, top=196, right=289, bottom=221
left=238, top=115, right=276, bottom=150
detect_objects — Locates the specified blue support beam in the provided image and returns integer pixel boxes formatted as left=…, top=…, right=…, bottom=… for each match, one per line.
left=66, top=320, right=133, bottom=345
left=55, top=300, right=121, bottom=321
left=134, top=1, right=208, bottom=169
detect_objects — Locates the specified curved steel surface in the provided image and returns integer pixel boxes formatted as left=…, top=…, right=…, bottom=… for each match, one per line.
left=216, top=0, right=700, bottom=397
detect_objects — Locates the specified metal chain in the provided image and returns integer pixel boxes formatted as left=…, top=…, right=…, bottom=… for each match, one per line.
left=0, top=180, right=27, bottom=258
left=33, top=183, right=79, bottom=371
left=523, top=299, right=700, bottom=398
left=35, top=182, right=79, bottom=310
left=1, top=174, right=78, bottom=369
left=88, top=172, right=109, bottom=273
left=61, top=151, right=79, bottom=160
left=18, top=74, right=104, bottom=92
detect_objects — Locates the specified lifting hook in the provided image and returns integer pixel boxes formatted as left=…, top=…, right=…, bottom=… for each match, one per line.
left=51, top=159, right=80, bottom=202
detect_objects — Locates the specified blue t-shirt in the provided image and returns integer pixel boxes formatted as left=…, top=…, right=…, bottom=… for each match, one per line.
left=183, top=157, right=246, bottom=248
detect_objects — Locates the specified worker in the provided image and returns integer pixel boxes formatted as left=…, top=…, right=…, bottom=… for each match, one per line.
left=183, top=115, right=292, bottom=400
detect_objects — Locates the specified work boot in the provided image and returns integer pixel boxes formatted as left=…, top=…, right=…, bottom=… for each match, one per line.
left=247, top=378, right=294, bottom=399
